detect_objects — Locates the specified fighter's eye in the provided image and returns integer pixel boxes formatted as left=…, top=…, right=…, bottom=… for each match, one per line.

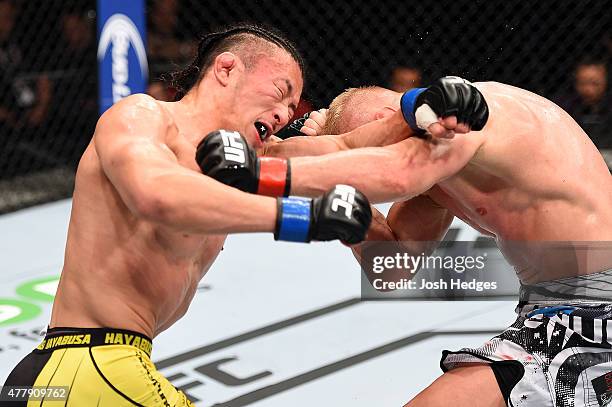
left=275, top=86, right=284, bottom=99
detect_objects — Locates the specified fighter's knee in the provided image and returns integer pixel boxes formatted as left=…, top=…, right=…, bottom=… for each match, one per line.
left=405, top=365, right=505, bottom=407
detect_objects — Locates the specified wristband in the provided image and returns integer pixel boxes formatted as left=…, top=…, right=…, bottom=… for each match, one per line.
left=400, top=88, right=426, bottom=131
left=257, top=158, right=291, bottom=197
left=274, top=197, right=311, bottom=242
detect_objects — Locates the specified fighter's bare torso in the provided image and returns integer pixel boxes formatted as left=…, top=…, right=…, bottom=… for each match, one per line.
left=426, top=83, right=612, bottom=281
left=50, top=98, right=225, bottom=338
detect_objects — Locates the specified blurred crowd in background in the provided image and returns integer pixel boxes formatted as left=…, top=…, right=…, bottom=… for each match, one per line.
left=1, top=0, right=610, bottom=206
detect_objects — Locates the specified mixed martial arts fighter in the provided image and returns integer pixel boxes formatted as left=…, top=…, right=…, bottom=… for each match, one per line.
left=200, top=77, right=612, bottom=406
left=1, top=24, right=372, bottom=406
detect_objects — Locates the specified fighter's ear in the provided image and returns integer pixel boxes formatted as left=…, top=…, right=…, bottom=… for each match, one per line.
left=213, top=52, right=239, bottom=86
left=374, top=106, right=398, bottom=120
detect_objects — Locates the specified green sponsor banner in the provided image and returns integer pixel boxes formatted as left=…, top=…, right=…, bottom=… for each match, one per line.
left=0, top=299, right=41, bottom=327
left=15, top=276, right=59, bottom=302
left=0, top=276, right=59, bottom=327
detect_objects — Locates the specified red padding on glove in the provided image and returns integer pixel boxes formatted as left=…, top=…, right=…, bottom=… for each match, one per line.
left=257, top=157, right=289, bottom=197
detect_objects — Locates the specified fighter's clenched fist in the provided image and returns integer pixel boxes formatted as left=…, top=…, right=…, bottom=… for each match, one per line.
left=401, top=76, right=489, bottom=138
left=197, top=130, right=372, bottom=244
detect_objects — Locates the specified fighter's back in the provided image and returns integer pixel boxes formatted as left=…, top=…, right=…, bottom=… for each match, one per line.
left=429, top=82, right=612, bottom=280
left=434, top=82, right=611, bottom=240
left=477, top=82, right=609, bottom=196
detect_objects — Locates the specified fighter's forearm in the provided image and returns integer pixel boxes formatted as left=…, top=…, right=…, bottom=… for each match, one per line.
left=131, top=170, right=277, bottom=235
left=263, top=135, right=348, bottom=158
left=340, top=111, right=414, bottom=149
left=289, top=132, right=482, bottom=204
left=286, top=112, right=414, bottom=202
left=354, top=214, right=421, bottom=290
left=357, top=201, right=452, bottom=290
left=264, top=110, right=412, bottom=159
left=351, top=206, right=397, bottom=265
left=289, top=145, right=410, bottom=203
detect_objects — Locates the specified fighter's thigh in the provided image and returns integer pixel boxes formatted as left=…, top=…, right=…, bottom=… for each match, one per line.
left=90, top=347, right=195, bottom=406
left=404, top=364, right=505, bottom=407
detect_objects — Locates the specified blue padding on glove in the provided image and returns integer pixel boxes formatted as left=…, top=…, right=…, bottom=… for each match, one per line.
left=400, top=88, right=426, bottom=131
left=277, top=197, right=311, bottom=242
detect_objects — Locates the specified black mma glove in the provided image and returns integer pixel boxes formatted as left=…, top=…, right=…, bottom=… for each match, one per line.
left=196, top=130, right=290, bottom=197
left=275, top=184, right=372, bottom=244
left=400, top=76, right=489, bottom=133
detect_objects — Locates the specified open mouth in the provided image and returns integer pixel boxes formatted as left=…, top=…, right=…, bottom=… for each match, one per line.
left=254, top=121, right=271, bottom=142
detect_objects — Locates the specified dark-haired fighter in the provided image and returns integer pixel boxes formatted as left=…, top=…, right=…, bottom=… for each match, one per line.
left=1, top=25, right=373, bottom=406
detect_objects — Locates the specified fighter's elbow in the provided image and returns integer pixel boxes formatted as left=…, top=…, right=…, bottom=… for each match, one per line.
left=383, top=177, right=413, bottom=201
left=387, top=156, right=430, bottom=199
left=334, top=134, right=353, bottom=151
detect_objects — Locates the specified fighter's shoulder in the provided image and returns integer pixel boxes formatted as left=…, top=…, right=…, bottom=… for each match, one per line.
left=473, top=81, right=550, bottom=107
left=472, top=81, right=546, bottom=132
left=472, top=81, right=521, bottom=97
left=97, top=94, right=172, bottom=132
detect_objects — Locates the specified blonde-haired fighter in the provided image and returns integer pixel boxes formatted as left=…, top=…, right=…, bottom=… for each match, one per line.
left=204, top=77, right=612, bottom=406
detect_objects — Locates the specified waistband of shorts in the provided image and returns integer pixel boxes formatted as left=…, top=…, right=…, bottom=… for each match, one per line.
left=33, top=327, right=153, bottom=358
left=516, top=302, right=612, bottom=319
left=519, top=268, right=612, bottom=304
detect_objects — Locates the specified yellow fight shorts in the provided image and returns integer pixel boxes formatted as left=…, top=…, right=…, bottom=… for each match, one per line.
left=1, top=327, right=194, bottom=406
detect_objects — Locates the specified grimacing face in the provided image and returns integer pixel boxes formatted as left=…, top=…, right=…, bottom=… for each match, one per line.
left=231, top=51, right=303, bottom=149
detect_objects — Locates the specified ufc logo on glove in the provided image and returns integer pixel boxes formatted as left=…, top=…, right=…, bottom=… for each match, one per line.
left=331, top=185, right=356, bottom=219
left=220, top=130, right=246, bottom=164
